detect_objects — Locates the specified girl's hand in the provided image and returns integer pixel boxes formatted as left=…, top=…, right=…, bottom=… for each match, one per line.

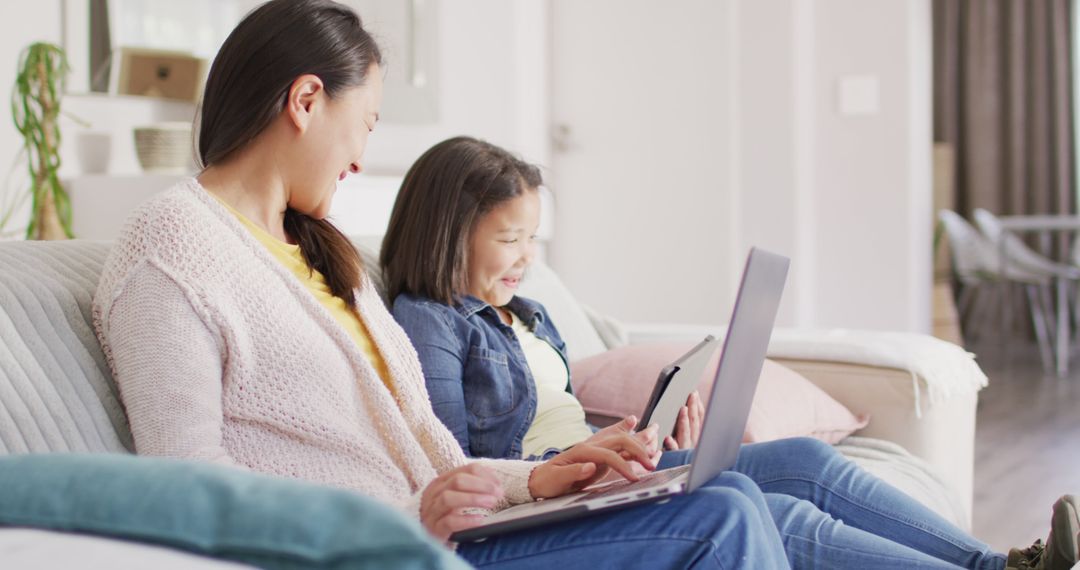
left=420, top=463, right=504, bottom=542
left=529, top=432, right=657, bottom=499
left=587, top=417, right=663, bottom=482
left=664, top=391, right=705, bottom=450
left=586, top=415, right=639, bottom=441
left=585, top=415, right=660, bottom=455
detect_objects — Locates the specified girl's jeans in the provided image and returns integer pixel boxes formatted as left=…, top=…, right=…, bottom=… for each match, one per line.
left=665, top=437, right=1005, bottom=569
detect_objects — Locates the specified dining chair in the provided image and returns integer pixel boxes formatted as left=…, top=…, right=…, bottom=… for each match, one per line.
left=938, top=210, right=1055, bottom=369
left=973, top=209, right=1080, bottom=355
left=972, top=209, right=1080, bottom=281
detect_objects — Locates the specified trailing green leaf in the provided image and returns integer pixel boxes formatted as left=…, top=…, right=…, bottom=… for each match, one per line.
left=10, top=42, right=73, bottom=239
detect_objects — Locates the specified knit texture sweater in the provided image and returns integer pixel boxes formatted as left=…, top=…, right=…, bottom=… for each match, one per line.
left=92, top=179, right=537, bottom=517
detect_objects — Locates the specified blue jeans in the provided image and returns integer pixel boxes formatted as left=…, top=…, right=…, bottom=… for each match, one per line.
left=457, top=471, right=791, bottom=569
left=659, top=438, right=1006, bottom=570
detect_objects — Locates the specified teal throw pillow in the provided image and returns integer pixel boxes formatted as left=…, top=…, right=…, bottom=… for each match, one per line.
left=0, top=453, right=469, bottom=570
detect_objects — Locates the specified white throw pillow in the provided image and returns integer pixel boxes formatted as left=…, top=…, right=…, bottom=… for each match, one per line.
left=517, top=260, right=608, bottom=361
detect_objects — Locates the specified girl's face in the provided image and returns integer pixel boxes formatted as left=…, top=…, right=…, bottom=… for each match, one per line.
left=290, top=64, right=383, bottom=219
left=467, top=189, right=541, bottom=308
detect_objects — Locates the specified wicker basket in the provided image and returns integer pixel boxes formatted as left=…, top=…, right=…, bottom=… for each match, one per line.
left=133, top=122, right=195, bottom=173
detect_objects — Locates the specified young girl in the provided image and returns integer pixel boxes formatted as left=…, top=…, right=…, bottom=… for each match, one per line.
left=383, top=136, right=1078, bottom=570
left=92, top=1, right=795, bottom=568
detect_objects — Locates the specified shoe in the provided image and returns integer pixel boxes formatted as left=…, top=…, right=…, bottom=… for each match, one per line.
left=1007, top=495, right=1080, bottom=570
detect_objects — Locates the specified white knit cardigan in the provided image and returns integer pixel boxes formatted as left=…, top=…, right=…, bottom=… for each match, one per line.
left=93, top=179, right=537, bottom=517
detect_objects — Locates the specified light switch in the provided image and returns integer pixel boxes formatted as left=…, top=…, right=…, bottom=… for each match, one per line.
left=837, top=75, right=879, bottom=116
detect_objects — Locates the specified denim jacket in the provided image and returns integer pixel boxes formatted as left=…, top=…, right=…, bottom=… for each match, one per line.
left=392, top=293, right=571, bottom=461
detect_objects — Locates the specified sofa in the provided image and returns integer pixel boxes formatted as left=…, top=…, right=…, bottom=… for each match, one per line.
left=0, top=239, right=988, bottom=567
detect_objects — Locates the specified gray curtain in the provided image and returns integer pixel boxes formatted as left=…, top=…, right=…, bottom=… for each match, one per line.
left=934, top=0, right=1076, bottom=219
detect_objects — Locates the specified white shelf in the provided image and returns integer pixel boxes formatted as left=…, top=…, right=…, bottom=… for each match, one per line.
left=67, top=173, right=189, bottom=240
left=66, top=173, right=405, bottom=241
left=67, top=173, right=555, bottom=251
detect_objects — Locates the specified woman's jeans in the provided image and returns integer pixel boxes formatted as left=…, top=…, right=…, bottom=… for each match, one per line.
left=457, top=471, right=791, bottom=569
left=661, top=438, right=1006, bottom=570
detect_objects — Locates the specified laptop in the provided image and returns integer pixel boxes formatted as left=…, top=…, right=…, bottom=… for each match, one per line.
left=636, top=334, right=720, bottom=440
left=450, top=247, right=790, bottom=543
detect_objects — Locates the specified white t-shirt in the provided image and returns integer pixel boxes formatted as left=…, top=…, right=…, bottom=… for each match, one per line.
left=510, top=312, right=594, bottom=457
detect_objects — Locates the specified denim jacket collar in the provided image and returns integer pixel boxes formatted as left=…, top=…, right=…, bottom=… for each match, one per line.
left=394, top=292, right=570, bottom=461
left=455, top=295, right=546, bottom=328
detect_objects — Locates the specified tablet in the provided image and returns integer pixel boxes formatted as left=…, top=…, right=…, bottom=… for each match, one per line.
left=635, top=335, right=720, bottom=438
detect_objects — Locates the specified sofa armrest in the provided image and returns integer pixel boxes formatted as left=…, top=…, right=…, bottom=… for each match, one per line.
left=623, top=322, right=979, bottom=529
left=771, top=358, right=976, bottom=530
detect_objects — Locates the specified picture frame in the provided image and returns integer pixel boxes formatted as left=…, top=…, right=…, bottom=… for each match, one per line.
left=114, top=47, right=206, bottom=102
left=61, top=0, right=238, bottom=96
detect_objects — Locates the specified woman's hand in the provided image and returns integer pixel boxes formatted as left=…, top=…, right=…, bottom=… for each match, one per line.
left=664, top=391, right=705, bottom=450
left=420, top=463, right=504, bottom=542
left=529, top=432, right=657, bottom=499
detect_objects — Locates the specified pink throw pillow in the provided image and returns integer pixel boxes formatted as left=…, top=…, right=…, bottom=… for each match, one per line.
left=570, top=342, right=869, bottom=444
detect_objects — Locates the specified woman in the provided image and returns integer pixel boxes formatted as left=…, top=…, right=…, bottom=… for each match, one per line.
left=92, top=1, right=792, bottom=568
left=383, top=136, right=1079, bottom=570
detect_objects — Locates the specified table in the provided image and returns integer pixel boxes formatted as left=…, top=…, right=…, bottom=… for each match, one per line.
left=996, top=215, right=1080, bottom=376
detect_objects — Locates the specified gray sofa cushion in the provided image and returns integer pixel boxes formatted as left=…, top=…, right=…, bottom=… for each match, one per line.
left=0, top=236, right=608, bottom=456
left=0, top=241, right=131, bottom=454
left=0, top=237, right=387, bottom=457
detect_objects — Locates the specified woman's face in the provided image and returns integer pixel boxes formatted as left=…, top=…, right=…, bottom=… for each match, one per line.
left=467, top=189, right=541, bottom=308
left=290, top=64, right=383, bottom=219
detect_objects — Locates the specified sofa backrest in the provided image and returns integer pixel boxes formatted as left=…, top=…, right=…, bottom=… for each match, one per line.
left=0, top=238, right=609, bottom=455
left=0, top=241, right=132, bottom=454
left=348, top=236, right=609, bottom=361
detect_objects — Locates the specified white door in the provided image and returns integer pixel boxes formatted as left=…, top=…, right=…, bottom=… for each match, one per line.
left=548, top=0, right=738, bottom=325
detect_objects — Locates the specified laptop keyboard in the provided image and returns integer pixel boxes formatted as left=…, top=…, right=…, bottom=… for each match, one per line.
left=570, top=464, right=690, bottom=504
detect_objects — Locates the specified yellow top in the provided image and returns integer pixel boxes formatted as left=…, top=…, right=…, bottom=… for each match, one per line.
left=511, top=311, right=594, bottom=457
left=215, top=196, right=394, bottom=394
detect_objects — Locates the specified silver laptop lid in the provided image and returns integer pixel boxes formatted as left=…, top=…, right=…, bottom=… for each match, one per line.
left=686, top=247, right=789, bottom=492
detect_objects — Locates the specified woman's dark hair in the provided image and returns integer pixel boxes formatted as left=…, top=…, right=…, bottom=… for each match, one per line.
left=380, top=136, right=543, bottom=304
left=198, top=0, right=381, bottom=308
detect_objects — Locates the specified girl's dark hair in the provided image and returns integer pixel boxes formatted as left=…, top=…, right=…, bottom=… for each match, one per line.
left=198, top=0, right=381, bottom=308
left=380, top=136, right=543, bottom=304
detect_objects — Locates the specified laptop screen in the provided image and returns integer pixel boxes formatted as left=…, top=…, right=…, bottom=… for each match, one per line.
left=685, top=247, right=789, bottom=492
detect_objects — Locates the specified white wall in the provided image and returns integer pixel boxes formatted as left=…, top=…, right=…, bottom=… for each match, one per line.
left=731, top=0, right=808, bottom=328
left=2, top=5, right=193, bottom=175
left=3, top=1, right=932, bottom=332
left=549, top=0, right=933, bottom=333
left=548, top=0, right=736, bottom=325
left=0, top=2, right=62, bottom=237
left=731, top=0, right=932, bottom=333
left=359, top=0, right=549, bottom=173
left=1, top=2, right=197, bottom=236
left=0, top=0, right=547, bottom=236
left=802, top=0, right=932, bottom=332
left=67, top=0, right=548, bottom=176
left=1, top=4, right=61, bottom=177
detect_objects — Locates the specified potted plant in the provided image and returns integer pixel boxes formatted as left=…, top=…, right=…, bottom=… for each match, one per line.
left=9, top=42, right=74, bottom=240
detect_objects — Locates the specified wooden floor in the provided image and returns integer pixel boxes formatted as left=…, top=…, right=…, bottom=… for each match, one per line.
left=967, top=333, right=1080, bottom=552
